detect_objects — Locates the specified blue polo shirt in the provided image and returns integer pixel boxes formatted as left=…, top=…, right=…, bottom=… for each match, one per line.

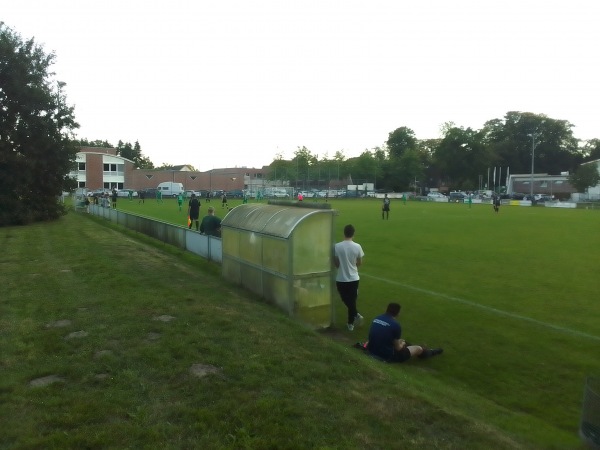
left=367, top=313, right=402, bottom=360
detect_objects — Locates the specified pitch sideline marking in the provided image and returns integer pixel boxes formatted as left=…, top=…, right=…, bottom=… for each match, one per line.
left=362, top=273, right=600, bottom=342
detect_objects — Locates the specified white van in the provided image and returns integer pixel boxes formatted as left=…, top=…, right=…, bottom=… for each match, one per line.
left=157, top=182, right=184, bottom=198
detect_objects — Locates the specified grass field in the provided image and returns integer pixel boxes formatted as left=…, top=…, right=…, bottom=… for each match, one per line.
left=2, top=197, right=599, bottom=448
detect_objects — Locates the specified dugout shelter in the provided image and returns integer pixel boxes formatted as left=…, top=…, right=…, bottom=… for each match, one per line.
left=220, top=203, right=336, bottom=327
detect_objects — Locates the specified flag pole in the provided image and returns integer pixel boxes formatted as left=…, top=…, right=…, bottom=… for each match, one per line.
left=499, top=167, right=502, bottom=192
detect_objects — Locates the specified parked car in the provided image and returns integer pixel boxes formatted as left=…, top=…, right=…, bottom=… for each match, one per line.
left=448, top=192, right=467, bottom=202
left=117, top=189, right=138, bottom=198
left=226, top=189, right=245, bottom=198
left=427, top=192, right=447, bottom=199
left=184, top=190, right=200, bottom=198
left=267, top=189, right=290, bottom=198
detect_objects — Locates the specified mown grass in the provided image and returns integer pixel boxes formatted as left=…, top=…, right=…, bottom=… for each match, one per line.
left=2, top=199, right=598, bottom=448
left=1, top=211, right=522, bottom=450
left=114, top=196, right=600, bottom=448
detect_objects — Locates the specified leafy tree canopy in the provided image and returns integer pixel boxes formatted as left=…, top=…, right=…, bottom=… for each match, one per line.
left=1, top=23, right=79, bottom=225
left=386, top=126, right=417, bottom=159
left=569, top=163, right=600, bottom=193
left=265, top=111, right=596, bottom=192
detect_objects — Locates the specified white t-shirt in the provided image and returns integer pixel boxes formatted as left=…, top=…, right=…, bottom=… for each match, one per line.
left=334, top=240, right=365, bottom=282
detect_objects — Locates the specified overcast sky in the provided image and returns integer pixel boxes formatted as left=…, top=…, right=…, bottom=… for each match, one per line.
left=4, top=1, right=598, bottom=170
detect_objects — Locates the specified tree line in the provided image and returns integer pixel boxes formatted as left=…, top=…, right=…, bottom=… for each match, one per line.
left=267, top=115, right=600, bottom=193
left=74, top=139, right=155, bottom=169
left=2, top=22, right=599, bottom=226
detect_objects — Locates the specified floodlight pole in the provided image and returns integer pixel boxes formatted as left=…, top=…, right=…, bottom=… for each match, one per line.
left=527, top=133, right=537, bottom=200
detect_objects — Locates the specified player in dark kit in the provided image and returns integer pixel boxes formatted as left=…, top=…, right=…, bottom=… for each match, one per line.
left=221, top=193, right=228, bottom=209
left=188, top=193, right=201, bottom=231
left=382, top=194, right=390, bottom=220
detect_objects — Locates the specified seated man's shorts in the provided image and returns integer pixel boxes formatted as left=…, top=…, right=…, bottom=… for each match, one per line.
left=389, top=347, right=411, bottom=363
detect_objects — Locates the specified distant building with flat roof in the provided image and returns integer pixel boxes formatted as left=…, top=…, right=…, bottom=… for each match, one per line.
left=506, top=173, right=575, bottom=200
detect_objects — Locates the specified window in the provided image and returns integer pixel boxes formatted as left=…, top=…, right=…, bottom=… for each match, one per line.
left=78, top=181, right=86, bottom=188
left=103, top=163, right=124, bottom=175
left=78, top=162, right=86, bottom=171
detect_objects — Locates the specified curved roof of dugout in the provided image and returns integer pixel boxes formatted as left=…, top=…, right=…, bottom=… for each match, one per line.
left=221, top=203, right=334, bottom=239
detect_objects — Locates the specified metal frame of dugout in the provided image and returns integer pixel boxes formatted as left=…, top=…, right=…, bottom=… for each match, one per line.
left=580, top=376, right=600, bottom=449
left=220, top=202, right=336, bottom=328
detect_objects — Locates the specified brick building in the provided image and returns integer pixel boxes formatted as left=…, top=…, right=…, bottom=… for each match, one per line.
left=506, top=173, right=575, bottom=199
left=72, top=147, right=272, bottom=193
left=71, top=147, right=136, bottom=191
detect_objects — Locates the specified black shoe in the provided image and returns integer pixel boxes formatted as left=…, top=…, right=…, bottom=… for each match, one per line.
left=419, top=347, right=443, bottom=358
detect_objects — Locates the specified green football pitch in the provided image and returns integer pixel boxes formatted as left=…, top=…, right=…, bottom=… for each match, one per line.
left=115, top=197, right=600, bottom=441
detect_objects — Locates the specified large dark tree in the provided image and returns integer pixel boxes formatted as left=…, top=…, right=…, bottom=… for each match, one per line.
left=0, top=23, right=79, bottom=225
left=481, top=111, right=582, bottom=176
left=386, top=126, right=417, bottom=159
left=433, top=126, right=492, bottom=190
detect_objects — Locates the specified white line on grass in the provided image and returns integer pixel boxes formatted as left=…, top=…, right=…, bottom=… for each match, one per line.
left=362, top=273, right=600, bottom=342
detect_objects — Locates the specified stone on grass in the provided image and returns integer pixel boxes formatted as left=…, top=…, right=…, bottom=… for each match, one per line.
left=153, top=315, right=175, bottom=322
left=65, top=330, right=88, bottom=339
left=190, top=364, right=222, bottom=378
left=46, top=319, right=72, bottom=328
left=29, top=375, right=65, bottom=388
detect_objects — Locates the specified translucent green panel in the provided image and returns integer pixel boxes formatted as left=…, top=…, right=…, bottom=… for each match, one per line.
left=239, top=231, right=262, bottom=265
left=240, top=264, right=263, bottom=297
left=262, top=273, right=292, bottom=314
left=293, top=277, right=332, bottom=327
left=222, top=258, right=241, bottom=284
left=292, top=214, right=332, bottom=275
left=262, top=237, right=288, bottom=275
left=293, top=277, right=330, bottom=308
left=221, top=228, right=239, bottom=257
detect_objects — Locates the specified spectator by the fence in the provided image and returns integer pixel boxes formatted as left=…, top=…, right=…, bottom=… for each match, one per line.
left=200, top=206, right=222, bottom=237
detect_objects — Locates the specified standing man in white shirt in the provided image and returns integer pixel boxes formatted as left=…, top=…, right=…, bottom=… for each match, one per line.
left=334, top=224, right=365, bottom=331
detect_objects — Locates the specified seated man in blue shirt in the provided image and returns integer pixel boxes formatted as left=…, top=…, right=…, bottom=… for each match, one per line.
left=367, top=302, right=443, bottom=362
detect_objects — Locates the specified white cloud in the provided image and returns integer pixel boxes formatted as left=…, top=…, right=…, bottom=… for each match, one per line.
left=4, top=0, right=599, bottom=169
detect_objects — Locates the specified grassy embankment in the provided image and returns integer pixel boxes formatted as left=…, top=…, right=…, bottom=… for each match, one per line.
left=2, top=198, right=598, bottom=448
